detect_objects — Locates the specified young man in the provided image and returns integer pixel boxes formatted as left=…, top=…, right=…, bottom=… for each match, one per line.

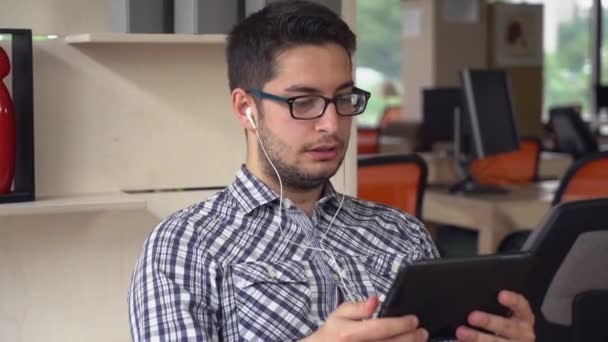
left=128, top=1, right=536, bottom=341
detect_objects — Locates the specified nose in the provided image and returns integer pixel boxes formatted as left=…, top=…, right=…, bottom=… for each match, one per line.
left=315, top=101, right=341, bottom=134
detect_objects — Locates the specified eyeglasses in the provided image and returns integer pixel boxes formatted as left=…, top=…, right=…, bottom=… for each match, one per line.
left=247, top=87, right=371, bottom=120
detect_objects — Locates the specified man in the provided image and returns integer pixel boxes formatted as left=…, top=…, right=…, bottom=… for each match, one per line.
left=128, top=1, right=535, bottom=341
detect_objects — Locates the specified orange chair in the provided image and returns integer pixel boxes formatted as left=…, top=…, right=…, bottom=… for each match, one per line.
left=469, top=137, right=542, bottom=186
left=552, top=151, right=608, bottom=205
left=357, top=127, right=380, bottom=154
left=498, top=151, right=608, bottom=253
left=357, top=154, right=427, bottom=218
left=378, top=105, right=402, bottom=129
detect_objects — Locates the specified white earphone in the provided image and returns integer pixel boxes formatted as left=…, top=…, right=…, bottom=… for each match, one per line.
left=245, top=107, right=257, bottom=129
left=244, top=103, right=357, bottom=301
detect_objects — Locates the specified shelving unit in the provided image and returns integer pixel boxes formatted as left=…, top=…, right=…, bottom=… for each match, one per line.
left=64, top=32, right=227, bottom=44
left=0, top=193, right=146, bottom=217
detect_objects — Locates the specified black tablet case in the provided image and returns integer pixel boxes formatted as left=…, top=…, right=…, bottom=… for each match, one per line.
left=378, top=253, right=532, bottom=339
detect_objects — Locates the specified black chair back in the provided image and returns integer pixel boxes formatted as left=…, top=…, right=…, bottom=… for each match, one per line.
left=549, top=106, right=598, bottom=159
left=521, top=198, right=608, bottom=341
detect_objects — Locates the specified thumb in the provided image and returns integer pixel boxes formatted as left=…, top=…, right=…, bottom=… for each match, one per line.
left=333, top=296, right=379, bottom=320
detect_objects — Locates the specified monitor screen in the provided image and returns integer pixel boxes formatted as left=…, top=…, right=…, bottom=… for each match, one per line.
left=460, top=69, right=520, bottom=159
left=420, top=87, right=461, bottom=151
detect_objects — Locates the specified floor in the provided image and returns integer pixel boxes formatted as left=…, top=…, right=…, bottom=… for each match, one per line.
left=435, top=225, right=478, bottom=258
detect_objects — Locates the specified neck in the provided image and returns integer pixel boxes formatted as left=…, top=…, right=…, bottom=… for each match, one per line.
left=281, top=184, right=325, bottom=217
left=245, top=150, right=324, bottom=217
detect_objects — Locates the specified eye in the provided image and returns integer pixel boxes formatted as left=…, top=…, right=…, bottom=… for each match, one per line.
left=337, top=94, right=358, bottom=106
left=292, top=97, right=320, bottom=111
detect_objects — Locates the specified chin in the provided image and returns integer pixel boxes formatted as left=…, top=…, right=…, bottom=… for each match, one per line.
left=310, top=162, right=342, bottom=178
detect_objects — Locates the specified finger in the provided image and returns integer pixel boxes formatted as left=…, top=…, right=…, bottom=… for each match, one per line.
left=376, top=328, right=428, bottom=342
left=467, top=310, right=530, bottom=340
left=351, top=315, right=419, bottom=341
left=456, top=325, right=508, bottom=342
left=498, top=290, right=535, bottom=324
left=333, top=296, right=378, bottom=320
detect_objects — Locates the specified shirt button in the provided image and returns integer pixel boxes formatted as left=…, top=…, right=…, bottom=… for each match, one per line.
left=332, top=273, right=341, bottom=281
left=267, top=269, right=277, bottom=279
left=391, top=262, right=401, bottom=274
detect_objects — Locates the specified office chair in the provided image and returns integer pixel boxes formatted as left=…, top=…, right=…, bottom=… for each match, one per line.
left=378, top=105, right=402, bottom=129
left=521, top=198, right=608, bottom=342
left=552, top=150, right=608, bottom=205
left=468, top=137, right=542, bottom=186
left=549, top=106, right=598, bottom=159
left=497, top=151, right=608, bottom=253
left=357, top=127, right=380, bottom=154
left=357, top=154, right=427, bottom=218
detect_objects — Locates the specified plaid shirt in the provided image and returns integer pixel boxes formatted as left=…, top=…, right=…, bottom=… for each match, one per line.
left=129, top=166, right=440, bottom=341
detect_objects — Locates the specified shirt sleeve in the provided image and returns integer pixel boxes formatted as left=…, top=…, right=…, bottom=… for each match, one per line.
left=401, top=213, right=441, bottom=260
left=128, top=215, right=220, bottom=341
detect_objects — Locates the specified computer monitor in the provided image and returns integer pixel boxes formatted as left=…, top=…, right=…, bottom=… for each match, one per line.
left=461, top=69, right=520, bottom=158
left=419, top=87, right=461, bottom=151
left=450, top=69, right=520, bottom=194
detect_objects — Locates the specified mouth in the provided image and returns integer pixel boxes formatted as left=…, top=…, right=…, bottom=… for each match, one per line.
left=305, top=144, right=340, bottom=161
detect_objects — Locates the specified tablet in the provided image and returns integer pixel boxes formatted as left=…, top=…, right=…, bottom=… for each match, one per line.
left=378, top=252, right=532, bottom=339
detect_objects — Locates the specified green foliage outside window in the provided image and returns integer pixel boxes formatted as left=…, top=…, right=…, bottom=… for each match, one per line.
left=544, top=11, right=591, bottom=118
left=355, top=0, right=402, bottom=126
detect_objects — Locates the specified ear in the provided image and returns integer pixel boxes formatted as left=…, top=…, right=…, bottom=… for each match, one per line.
left=231, top=88, right=256, bottom=130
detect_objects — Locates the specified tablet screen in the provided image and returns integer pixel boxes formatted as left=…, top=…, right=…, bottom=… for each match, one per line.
left=378, top=253, right=532, bottom=338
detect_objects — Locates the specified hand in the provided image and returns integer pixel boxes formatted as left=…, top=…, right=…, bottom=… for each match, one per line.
left=455, top=290, right=535, bottom=341
left=302, top=295, right=428, bottom=342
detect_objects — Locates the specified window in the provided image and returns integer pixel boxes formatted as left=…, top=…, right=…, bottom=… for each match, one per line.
left=545, top=0, right=593, bottom=120
left=601, top=1, right=608, bottom=87
left=355, top=0, right=402, bottom=127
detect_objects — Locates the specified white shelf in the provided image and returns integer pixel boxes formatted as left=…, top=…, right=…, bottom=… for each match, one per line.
left=0, top=193, right=147, bottom=217
left=64, top=33, right=227, bottom=45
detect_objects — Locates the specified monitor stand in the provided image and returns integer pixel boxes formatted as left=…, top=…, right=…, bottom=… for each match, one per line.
left=449, top=176, right=508, bottom=195
left=450, top=107, right=508, bottom=195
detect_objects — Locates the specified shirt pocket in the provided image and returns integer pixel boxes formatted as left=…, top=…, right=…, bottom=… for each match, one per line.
left=231, top=260, right=317, bottom=341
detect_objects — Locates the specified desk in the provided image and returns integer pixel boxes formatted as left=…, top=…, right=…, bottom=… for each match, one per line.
left=420, top=152, right=572, bottom=185
left=422, top=181, right=559, bottom=255
left=357, top=135, right=410, bottom=154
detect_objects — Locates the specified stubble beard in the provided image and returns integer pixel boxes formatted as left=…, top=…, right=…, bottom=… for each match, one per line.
left=256, top=120, right=345, bottom=191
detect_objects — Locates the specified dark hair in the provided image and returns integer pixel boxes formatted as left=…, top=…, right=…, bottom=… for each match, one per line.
left=226, top=0, right=356, bottom=91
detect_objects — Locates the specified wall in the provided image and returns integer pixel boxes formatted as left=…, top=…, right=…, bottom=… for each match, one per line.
left=402, top=0, right=486, bottom=122
left=401, top=0, right=435, bottom=122
left=33, top=40, right=243, bottom=196
left=434, top=0, right=487, bottom=86
left=2, top=0, right=108, bottom=35
left=1, top=209, right=159, bottom=342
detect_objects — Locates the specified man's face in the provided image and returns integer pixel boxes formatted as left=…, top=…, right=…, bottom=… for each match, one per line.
left=255, top=43, right=353, bottom=191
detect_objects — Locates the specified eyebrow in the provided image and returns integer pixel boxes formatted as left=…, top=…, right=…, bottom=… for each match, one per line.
left=284, top=80, right=354, bottom=94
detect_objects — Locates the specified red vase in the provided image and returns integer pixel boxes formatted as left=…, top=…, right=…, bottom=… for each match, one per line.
left=0, top=47, right=16, bottom=194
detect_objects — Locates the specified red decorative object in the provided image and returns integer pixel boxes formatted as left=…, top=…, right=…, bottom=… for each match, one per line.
left=0, top=47, right=16, bottom=194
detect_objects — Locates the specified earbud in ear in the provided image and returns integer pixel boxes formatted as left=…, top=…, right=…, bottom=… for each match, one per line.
left=245, top=107, right=257, bottom=129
